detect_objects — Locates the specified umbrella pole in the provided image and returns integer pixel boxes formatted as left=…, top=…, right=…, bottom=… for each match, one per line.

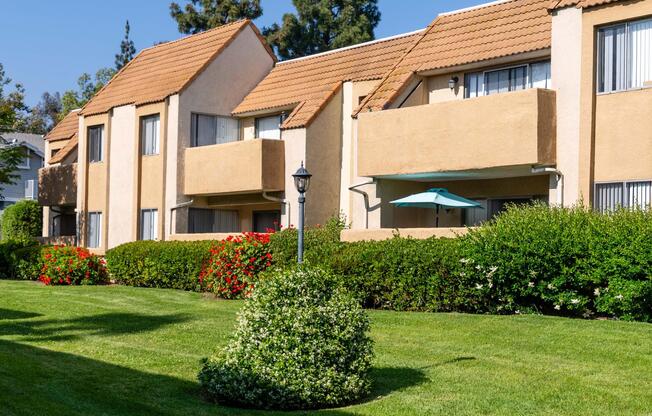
left=436, top=205, right=440, bottom=227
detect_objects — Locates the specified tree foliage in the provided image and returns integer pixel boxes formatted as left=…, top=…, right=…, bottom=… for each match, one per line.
left=0, top=63, right=29, bottom=134
left=0, top=144, right=25, bottom=198
left=115, top=20, right=136, bottom=71
left=264, top=0, right=381, bottom=59
left=61, top=68, right=116, bottom=118
left=169, top=0, right=262, bottom=34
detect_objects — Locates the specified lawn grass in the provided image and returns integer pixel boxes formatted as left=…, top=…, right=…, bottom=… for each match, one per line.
left=0, top=280, right=650, bottom=416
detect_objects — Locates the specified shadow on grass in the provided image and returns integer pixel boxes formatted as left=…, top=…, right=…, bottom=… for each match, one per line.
left=0, top=308, right=42, bottom=320
left=0, top=312, right=190, bottom=342
left=0, top=340, right=424, bottom=416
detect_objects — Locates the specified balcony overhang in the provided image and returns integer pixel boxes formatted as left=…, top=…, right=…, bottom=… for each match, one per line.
left=357, top=88, right=556, bottom=178
left=38, top=163, right=77, bottom=206
left=184, top=139, right=285, bottom=196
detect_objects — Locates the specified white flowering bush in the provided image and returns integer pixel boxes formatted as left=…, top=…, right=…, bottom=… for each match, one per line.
left=198, top=267, right=374, bottom=410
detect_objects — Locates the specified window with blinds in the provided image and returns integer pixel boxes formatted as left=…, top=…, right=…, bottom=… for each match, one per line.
left=464, top=61, right=551, bottom=98
left=598, top=18, right=652, bottom=93
left=140, top=209, right=158, bottom=241
left=255, top=115, right=282, bottom=140
left=191, top=113, right=239, bottom=147
left=141, top=114, right=160, bottom=155
left=88, top=125, right=104, bottom=163
left=87, top=212, right=102, bottom=248
left=188, top=208, right=239, bottom=233
left=595, top=181, right=652, bottom=213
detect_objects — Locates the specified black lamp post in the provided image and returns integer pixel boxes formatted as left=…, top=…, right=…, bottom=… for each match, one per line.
left=292, top=162, right=312, bottom=264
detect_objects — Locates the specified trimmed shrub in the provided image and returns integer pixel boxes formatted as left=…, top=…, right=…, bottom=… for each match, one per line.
left=106, top=240, right=213, bottom=290
left=39, top=245, right=107, bottom=285
left=199, top=233, right=272, bottom=299
left=268, top=216, right=345, bottom=267
left=198, top=267, right=374, bottom=410
left=0, top=200, right=42, bottom=241
left=0, top=240, right=43, bottom=280
left=330, top=237, right=465, bottom=312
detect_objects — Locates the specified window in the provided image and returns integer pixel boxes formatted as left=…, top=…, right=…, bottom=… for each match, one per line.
left=255, top=115, right=282, bottom=140
left=188, top=208, right=239, bottom=233
left=253, top=210, right=281, bottom=233
left=140, top=209, right=158, bottom=241
left=88, top=125, right=104, bottom=163
left=191, top=113, right=239, bottom=147
left=595, top=181, right=652, bottom=212
left=464, top=61, right=551, bottom=98
left=598, top=18, right=652, bottom=93
left=141, top=114, right=160, bottom=155
left=87, top=212, right=102, bottom=248
left=24, top=180, right=36, bottom=199
left=17, top=148, right=30, bottom=169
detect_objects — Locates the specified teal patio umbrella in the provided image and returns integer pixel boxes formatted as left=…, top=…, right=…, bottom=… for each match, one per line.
left=390, top=188, right=483, bottom=227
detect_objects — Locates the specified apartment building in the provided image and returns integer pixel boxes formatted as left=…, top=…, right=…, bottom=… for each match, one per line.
left=343, top=0, right=652, bottom=239
left=72, top=20, right=275, bottom=252
left=39, top=110, right=79, bottom=242
left=43, top=0, right=652, bottom=247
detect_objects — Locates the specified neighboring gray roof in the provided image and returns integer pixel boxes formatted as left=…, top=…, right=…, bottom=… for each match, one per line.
left=0, top=132, right=45, bottom=157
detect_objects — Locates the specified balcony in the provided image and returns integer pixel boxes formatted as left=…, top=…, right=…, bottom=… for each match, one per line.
left=38, top=163, right=77, bottom=206
left=184, top=139, right=285, bottom=196
left=357, top=89, right=556, bottom=178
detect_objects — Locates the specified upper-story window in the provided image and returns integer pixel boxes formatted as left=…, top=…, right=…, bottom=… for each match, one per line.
left=17, top=148, right=30, bottom=169
left=88, top=125, right=104, bottom=163
left=597, top=18, right=652, bottom=93
left=191, top=113, right=239, bottom=147
left=255, top=114, right=283, bottom=140
left=141, top=114, right=160, bottom=155
left=464, top=61, right=551, bottom=98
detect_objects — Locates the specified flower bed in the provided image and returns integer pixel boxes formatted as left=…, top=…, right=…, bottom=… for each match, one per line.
left=39, top=246, right=108, bottom=285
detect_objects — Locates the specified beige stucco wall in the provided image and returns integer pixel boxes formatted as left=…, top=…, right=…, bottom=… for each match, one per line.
left=306, top=88, right=343, bottom=226
left=164, top=94, right=180, bottom=240
left=578, top=0, right=652, bottom=205
left=184, top=139, right=284, bottom=195
left=341, top=227, right=471, bottom=242
left=594, top=88, right=652, bottom=182
left=107, top=105, right=136, bottom=248
left=427, top=73, right=463, bottom=104
left=281, top=127, right=306, bottom=228
left=358, top=88, right=556, bottom=177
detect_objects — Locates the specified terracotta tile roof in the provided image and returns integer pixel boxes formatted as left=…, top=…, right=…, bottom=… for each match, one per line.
left=233, top=31, right=422, bottom=129
left=80, top=20, right=271, bottom=116
left=49, top=133, right=78, bottom=164
left=44, top=110, right=79, bottom=142
left=357, top=0, right=552, bottom=113
left=549, top=0, right=623, bottom=10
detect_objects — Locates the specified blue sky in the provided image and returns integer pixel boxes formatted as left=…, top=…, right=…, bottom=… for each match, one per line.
left=1, top=0, right=488, bottom=106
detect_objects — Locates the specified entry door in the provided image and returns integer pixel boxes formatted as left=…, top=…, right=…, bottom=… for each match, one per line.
left=253, top=210, right=281, bottom=233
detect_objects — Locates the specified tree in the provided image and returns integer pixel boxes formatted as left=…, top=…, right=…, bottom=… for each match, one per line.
left=61, top=68, right=116, bottom=117
left=0, top=63, right=29, bottom=134
left=169, top=0, right=262, bottom=34
left=115, top=20, right=136, bottom=71
left=21, top=92, right=62, bottom=134
left=264, top=0, right=381, bottom=60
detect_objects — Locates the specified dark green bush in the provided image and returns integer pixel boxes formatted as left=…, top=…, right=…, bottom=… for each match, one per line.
left=0, top=200, right=42, bottom=242
left=0, top=240, right=43, bottom=280
left=268, top=216, right=345, bottom=267
left=105, top=240, right=213, bottom=290
left=199, top=267, right=373, bottom=410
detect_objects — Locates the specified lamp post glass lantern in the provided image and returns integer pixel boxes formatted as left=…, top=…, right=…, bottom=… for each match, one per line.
left=292, top=162, right=312, bottom=264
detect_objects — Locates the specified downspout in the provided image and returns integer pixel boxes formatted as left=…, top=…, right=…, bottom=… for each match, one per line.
left=348, top=180, right=375, bottom=229
left=263, top=191, right=290, bottom=228
left=532, top=166, right=564, bottom=207
left=169, top=199, right=194, bottom=235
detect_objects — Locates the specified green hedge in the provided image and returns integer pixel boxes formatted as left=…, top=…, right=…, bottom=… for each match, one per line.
left=105, top=240, right=213, bottom=291
left=0, top=200, right=42, bottom=242
left=0, top=240, right=43, bottom=280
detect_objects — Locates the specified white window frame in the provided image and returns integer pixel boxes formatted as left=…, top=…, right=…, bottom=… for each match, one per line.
left=17, top=148, right=30, bottom=169
left=88, top=125, right=104, bottom=163
left=190, top=113, right=240, bottom=147
left=594, top=180, right=652, bottom=212
left=464, top=60, right=552, bottom=99
left=24, top=179, right=36, bottom=199
left=140, top=209, right=158, bottom=241
left=141, top=114, right=160, bottom=156
left=597, top=17, right=652, bottom=94
left=87, top=212, right=102, bottom=248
